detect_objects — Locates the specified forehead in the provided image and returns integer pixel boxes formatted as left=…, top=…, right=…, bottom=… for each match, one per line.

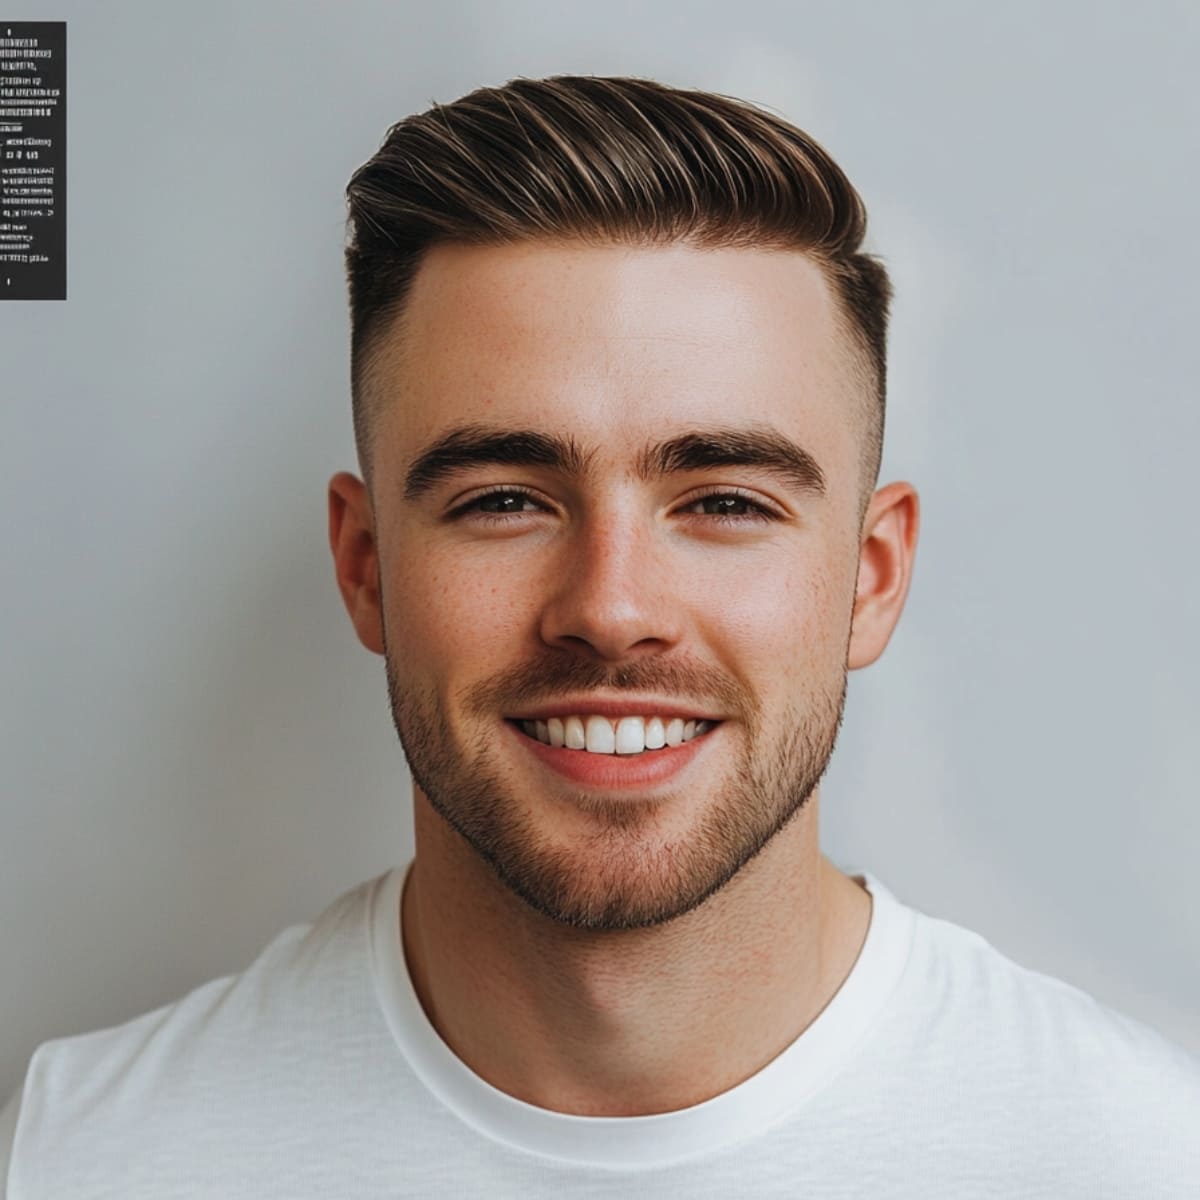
left=369, top=240, right=861, bottom=498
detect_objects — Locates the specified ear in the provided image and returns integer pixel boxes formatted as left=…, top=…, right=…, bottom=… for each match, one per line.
left=847, top=481, right=920, bottom=670
left=327, top=471, right=385, bottom=656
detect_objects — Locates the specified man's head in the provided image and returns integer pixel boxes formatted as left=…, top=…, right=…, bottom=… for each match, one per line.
left=328, top=76, right=918, bottom=933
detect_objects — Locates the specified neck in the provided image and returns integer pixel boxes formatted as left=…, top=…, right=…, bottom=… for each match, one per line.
left=401, top=788, right=872, bottom=1117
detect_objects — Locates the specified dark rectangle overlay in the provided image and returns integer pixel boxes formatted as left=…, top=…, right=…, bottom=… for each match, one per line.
left=1, top=20, right=65, bottom=300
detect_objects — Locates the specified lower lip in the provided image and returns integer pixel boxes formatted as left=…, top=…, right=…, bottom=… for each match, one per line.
left=504, top=720, right=720, bottom=791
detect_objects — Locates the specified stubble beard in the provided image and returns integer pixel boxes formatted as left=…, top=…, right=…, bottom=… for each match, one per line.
left=383, top=647, right=848, bottom=933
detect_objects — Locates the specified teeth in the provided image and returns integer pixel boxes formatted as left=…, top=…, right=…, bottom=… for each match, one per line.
left=645, top=716, right=666, bottom=749
left=518, top=715, right=715, bottom=755
left=585, top=715, right=616, bottom=754
left=615, top=716, right=643, bottom=755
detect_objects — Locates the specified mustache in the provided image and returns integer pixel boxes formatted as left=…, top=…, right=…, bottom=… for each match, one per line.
left=464, top=656, right=751, bottom=722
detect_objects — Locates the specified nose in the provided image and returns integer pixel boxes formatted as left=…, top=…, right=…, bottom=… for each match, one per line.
left=537, top=503, right=684, bottom=662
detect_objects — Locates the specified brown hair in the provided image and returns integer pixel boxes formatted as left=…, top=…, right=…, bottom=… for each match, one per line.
left=344, top=74, right=892, bottom=508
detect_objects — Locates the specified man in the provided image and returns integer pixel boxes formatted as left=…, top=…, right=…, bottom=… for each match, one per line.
left=3, top=74, right=1197, bottom=1197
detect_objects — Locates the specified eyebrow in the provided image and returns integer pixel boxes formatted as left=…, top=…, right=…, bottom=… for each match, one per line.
left=402, top=422, right=826, bottom=503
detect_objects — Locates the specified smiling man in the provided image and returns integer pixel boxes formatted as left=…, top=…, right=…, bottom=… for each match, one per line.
left=3, top=75, right=1198, bottom=1198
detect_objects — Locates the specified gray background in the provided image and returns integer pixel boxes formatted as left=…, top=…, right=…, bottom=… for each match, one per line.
left=2, top=0, right=1197, bottom=1104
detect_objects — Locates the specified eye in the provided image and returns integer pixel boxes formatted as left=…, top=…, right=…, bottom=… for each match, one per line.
left=681, top=488, right=780, bottom=525
left=449, top=488, right=549, bottom=524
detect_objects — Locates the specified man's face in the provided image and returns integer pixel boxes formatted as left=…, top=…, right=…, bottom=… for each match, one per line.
left=364, top=240, right=869, bottom=931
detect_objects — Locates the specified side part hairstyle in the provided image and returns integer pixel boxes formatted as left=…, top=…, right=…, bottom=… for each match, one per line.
left=344, top=74, right=892, bottom=515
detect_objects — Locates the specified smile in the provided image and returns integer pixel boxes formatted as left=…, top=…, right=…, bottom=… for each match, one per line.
left=504, top=716, right=722, bottom=791
left=512, top=714, right=719, bottom=756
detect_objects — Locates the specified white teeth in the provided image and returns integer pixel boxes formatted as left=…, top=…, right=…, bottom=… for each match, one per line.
left=584, top=715, right=616, bottom=754
left=518, top=714, right=715, bottom=755
left=615, top=716, right=644, bottom=755
left=645, top=716, right=666, bottom=749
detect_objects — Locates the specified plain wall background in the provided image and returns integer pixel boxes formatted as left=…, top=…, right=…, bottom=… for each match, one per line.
left=2, top=0, right=1197, bottom=1103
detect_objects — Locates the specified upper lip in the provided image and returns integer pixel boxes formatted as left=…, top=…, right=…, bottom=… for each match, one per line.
left=506, top=698, right=726, bottom=721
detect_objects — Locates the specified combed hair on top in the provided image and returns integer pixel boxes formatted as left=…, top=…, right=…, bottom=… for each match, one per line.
left=344, top=74, right=892, bottom=510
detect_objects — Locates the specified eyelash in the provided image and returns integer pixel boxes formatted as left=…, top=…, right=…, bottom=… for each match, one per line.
left=449, top=487, right=781, bottom=527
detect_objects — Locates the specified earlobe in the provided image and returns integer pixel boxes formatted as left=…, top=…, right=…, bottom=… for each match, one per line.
left=327, top=472, right=386, bottom=656
left=846, top=481, right=920, bottom=671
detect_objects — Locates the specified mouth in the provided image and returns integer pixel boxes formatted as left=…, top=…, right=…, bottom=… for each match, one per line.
left=503, top=716, right=724, bottom=792
left=507, top=714, right=720, bottom=753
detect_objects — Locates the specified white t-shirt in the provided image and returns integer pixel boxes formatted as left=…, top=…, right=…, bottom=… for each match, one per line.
left=4, top=862, right=1198, bottom=1197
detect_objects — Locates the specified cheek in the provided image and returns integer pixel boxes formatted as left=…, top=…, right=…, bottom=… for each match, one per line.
left=382, top=544, right=532, bottom=670
left=710, top=557, right=852, bottom=691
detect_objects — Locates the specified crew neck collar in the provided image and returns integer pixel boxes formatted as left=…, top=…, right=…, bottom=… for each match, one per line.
left=368, top=860, right=914, bottom=1168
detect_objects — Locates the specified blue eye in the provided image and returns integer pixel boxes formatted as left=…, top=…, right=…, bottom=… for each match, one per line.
left=451, top=488, right=779, bottom=526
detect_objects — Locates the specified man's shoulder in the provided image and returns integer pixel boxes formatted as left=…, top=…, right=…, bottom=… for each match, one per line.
left=846, top=889, right=1199, bottom=1192
left=927, top=903, right=1190, bottom=1034
left=29, top=871, right=382, bottom=1077
left=897, top=895, right=1200, bottom=1117
left=10, top=922, right=306, bottom=1147
left=4, top=871, right=390, bottom=1196
left=1, top=941, right=288, bottom=1199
